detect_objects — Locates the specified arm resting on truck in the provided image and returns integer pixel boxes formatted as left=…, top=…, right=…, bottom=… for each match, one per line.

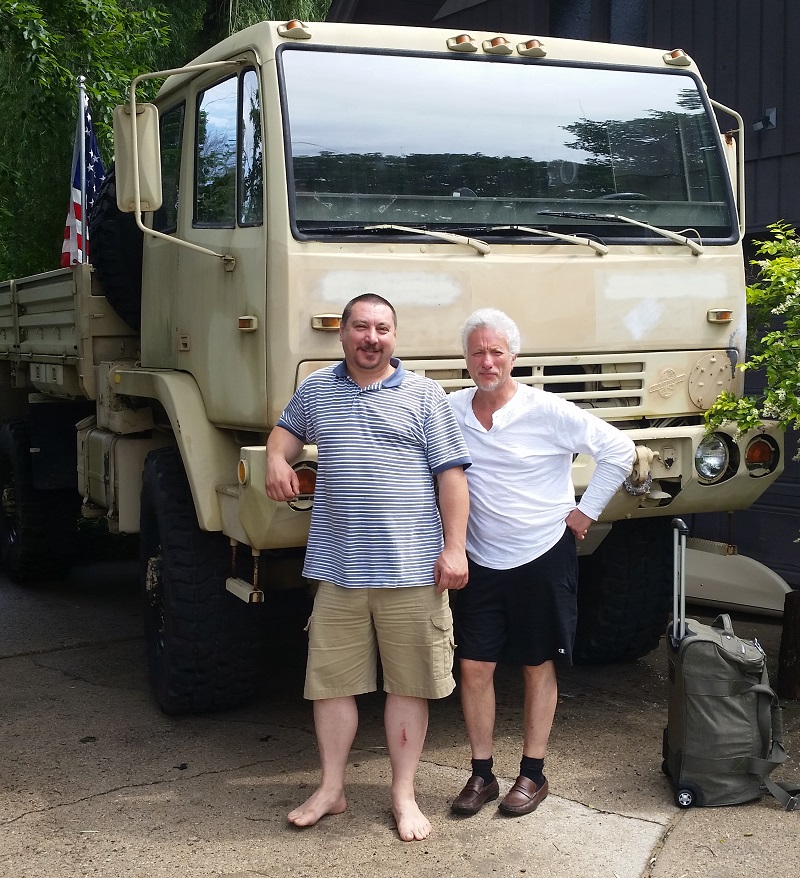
left=265, top=426, right=304, bottom=501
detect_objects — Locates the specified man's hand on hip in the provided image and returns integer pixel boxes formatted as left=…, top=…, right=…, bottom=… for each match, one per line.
left=566, top=508, right=594, bottom=541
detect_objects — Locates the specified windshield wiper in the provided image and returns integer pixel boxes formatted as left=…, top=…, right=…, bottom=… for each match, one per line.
left=365, top=223, right=490, bottom=255
left=488, top=224, right=608, bottom=256
left=538, top=211, right=704, bottom=256
left=297, top=222, right=491, bottom=255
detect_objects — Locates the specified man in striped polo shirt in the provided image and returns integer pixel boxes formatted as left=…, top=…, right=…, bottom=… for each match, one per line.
left=266, top=293, right=471, bottom=842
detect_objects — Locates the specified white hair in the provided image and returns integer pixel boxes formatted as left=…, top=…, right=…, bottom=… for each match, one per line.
left=460, top=308, right=521, bottom=356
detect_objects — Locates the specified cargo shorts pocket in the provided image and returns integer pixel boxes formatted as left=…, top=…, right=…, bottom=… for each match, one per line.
left=430, top=607, right=455, bottom=681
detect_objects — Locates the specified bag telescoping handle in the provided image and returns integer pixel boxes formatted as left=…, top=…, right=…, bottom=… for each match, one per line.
left=672, top=518, right=689, bottom=641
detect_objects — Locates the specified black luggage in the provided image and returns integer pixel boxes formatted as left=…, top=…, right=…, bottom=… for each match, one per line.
left=662, top=518, right=799, bottom=810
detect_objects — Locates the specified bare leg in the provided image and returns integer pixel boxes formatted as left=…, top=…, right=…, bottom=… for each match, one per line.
left=521, top=661, right=558, bottom=758
left=385, top=693, right=431, bottom=841
left=458, top=658, right=497, bottom=759
left=287, top=696, right=356, bottom=827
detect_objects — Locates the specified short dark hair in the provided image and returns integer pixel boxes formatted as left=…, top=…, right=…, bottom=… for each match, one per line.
left=341, top=293, right=397, bottom=328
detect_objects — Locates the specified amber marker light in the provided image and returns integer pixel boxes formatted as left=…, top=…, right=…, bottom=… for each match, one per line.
left=483, top=36, right=513, bottom=55
left=707, top=309, right=733, bottom=323
left=295, top=463, right=317, bottom=495
left=663, top=48, right=691, bottom=66
left=745, top=436, right=779, bottom=476
left=311, top=314, right=342, bottom=331
left=278, top=19, right=311, bottom=39
left=238, top=459, right=248, bottom=486
left=447, top=33, right=478, bottom=52
left=517, top=38, right=547, bottom=58
left=288, top=461, right=317, bottom=511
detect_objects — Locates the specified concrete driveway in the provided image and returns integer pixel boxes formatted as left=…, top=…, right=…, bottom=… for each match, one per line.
left=1, top=556, right=797, bottom=877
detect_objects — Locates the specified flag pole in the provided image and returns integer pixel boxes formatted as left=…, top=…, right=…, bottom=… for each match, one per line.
left=77, top=75, right=87, bottom=263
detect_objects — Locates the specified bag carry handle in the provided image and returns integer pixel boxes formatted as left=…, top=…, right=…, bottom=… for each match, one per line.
left=671, top=518, right=689, bottom=641
left=711, top=613, right=735, bottom=634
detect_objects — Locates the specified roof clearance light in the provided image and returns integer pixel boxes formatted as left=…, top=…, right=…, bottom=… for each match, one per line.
left=447, top=33, right=478, bottom=52
left=517, top=38, right=547, bottom=58
left=483, top=36, right=513, bottom=55
left=663, top=48, right=691, bottom=66
left=278, top=19, right=311, bottom=39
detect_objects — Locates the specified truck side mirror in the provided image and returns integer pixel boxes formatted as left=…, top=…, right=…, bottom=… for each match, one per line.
left=112, top=103, right=163, bottom=213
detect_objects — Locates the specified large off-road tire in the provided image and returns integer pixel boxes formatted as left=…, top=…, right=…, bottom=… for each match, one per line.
left=573, top=517, right=673, bottom=664
left=88, top=166, right=143, bottom=331
left=0, top=418, right=78, bottom=582
left=140, top=446, right=265, bottom=714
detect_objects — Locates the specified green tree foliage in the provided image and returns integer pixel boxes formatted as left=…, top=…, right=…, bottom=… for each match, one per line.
left=0, top=0, right=169, bottom=277
left=705, top=222, right=800, bottom=455
left=0, top=0, right=330, bottom=279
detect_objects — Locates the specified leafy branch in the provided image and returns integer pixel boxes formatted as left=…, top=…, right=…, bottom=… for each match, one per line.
left=705, top=221, right=800, bottom=455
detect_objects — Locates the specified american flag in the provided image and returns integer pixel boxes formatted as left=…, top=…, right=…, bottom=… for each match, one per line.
left=61, top=95, right=106, bottom=267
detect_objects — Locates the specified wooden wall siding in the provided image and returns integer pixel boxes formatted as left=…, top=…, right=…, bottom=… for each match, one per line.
left=649, top=0, right=800, bottom=232
left=327, top=0, right=552, bottom=31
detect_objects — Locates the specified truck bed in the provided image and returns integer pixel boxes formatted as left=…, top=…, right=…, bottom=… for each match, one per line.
left=0, top=264, right=138, bottom=401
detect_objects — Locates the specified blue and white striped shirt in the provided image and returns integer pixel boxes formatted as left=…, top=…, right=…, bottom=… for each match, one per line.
left=277, top=358, right=471, bottom=587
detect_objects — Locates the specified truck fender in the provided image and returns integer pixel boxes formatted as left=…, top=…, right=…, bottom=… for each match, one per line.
left=112, top=367, right=240, bottom=532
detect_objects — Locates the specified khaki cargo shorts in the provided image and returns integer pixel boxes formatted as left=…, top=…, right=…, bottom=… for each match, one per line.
left=304, top=581, right=456, bottom=701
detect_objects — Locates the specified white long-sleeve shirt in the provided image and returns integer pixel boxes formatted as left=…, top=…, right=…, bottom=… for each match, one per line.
left=448, top=383, right=635, bottom=569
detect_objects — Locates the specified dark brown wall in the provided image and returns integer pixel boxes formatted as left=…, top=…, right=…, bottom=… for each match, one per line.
left=649, top=0, right=800, bottom=234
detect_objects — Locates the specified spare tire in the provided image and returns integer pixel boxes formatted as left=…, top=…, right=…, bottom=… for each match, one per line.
left=89, top=165, right=143, bottom=331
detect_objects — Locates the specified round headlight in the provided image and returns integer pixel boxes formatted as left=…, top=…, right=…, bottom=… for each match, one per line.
left=694, top=434, right=730, bottom=483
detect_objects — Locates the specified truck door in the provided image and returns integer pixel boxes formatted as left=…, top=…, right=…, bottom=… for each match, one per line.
left=174, top=61, right=267, bottom=429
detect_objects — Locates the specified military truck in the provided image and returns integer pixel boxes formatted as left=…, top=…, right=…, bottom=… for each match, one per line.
left=0, top=20, right=784, bottom=712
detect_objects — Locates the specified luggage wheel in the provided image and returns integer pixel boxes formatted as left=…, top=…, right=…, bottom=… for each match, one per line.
left=675, top=785, right=699, bottom=808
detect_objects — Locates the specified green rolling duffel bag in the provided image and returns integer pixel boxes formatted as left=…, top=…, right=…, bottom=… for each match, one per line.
left=662, top=518, right=800, bottom=810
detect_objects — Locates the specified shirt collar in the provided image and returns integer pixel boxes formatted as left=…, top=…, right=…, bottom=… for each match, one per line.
left=334, top=357, right=405, bottom=387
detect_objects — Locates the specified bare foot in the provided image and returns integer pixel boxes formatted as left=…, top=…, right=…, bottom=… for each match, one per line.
left=392, top=797, right=432, bottom=842
left=287, top=786, right=347, bottom=827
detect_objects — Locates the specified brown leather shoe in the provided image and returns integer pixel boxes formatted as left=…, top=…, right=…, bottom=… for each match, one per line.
left=451, top=775, right=500, bottom=815
left=498, top=775, right=549, bottom=816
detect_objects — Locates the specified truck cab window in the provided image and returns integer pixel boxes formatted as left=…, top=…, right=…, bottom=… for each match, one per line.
left=194, top=70, right=263, bottom=228
left=154, top=102, right=184, bottom=233
left=240, top=68, right=263, bottom=225
left=195, top=76, right=237, bottom=226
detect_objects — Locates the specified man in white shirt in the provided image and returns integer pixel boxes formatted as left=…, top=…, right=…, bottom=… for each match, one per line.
left=448, top=308, right=635, bottom=817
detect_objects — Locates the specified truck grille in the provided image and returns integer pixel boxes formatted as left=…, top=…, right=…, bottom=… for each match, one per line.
left=406, top=354, right=646, bottom=420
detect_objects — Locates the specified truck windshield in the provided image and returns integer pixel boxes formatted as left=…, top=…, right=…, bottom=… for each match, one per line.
left=280, top=48, right=734, bottom=242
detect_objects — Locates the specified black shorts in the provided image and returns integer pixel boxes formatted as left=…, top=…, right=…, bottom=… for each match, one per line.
left=453, top=527, right=579, bottom=667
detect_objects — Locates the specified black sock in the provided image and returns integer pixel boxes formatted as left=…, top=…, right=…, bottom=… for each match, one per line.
left=520, top=756, right=545, bottom=786
left=471, top=757, right=495, bottom=783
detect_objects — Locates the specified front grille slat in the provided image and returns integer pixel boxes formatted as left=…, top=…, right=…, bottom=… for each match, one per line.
left=412, top=354, right=647, bottom=420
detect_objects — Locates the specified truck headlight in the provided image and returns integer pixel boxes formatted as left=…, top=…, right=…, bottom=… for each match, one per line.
left=694, top=433, right=733, bottom=483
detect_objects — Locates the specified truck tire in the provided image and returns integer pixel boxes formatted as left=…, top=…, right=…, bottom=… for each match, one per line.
left=0, top=418, right=78, bottom=582
left=573, top=517, right=672, bottom=664
left=88, top=166, right=143, bottom=331
left=140, top=445, right=265, bottom=714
